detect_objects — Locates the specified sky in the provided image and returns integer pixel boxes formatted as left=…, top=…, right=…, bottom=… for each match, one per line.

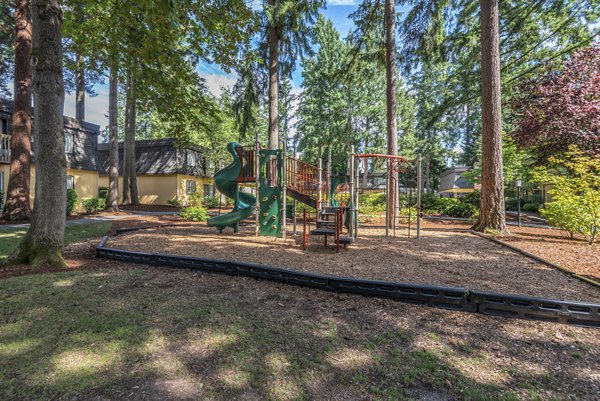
left=64, top=2, right=363, bottom=128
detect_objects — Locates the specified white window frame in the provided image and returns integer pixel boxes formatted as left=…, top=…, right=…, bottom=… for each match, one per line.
left=65, top=133, right=75, bottom=154
left=67, top=175, right=75, bottom=190
left=186, top=179, right=197, bottom=194
left=186, top=151, right=197, bottom=167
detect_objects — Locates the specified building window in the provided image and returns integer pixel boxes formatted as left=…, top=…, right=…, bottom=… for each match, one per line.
left=186, top=151, right=197, bottom=167
left=0, top=118, right=7, bottom=134
left=186, top=179, right=197, bottom=194
left=203, top=184, right=212, bottom=198
left=65, top=133, right=75, bottom=154
left=0, top=170, right=4, bottom=192
left=67, top=175, right=75, bottom=190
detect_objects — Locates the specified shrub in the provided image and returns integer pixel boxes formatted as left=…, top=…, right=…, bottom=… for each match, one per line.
left=66, top=189, right=78, bottom=216
left=179, top=206, right=208, bottom=222
left=98, top=186, right=109, bottom=201
left=445, top=201, right=478, bottom=218
left=461, top=191, right=480, bottom=208
left=82, top=198, right=106, bottom=215
left=167, top=198, right=182, bottom=207
left=522, top=203, right=539, bottom=213
left=534, top=146, right=600, bottom=244
left=203, top=196, right=220, bottom=209
left=0, top=190, right=4, bottom=213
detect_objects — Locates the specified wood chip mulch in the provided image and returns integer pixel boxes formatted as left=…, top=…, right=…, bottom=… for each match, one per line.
left=107, top=221, right=600, bottom=303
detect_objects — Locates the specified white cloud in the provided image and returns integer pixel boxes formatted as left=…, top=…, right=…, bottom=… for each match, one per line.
left=327, top=0, right=359, bottom=5
left=203, top=73, right=238, bottom=97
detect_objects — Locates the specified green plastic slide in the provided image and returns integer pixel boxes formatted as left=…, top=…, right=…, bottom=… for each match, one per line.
left=207, top=142, right=256, bottom=233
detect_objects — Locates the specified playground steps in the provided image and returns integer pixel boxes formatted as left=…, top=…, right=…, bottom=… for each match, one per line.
left=311, top=228, right=336, bottom=236
left=287, top=188, right=317, bottom=209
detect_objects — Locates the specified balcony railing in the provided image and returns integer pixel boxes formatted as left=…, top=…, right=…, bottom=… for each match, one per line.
left=0, top=134, right=10, bottom=163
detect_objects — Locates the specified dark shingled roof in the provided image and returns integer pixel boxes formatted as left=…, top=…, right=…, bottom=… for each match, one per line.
left=1, top=98, right=103, bottom=172
left=97, top=139, right=206, bottom=177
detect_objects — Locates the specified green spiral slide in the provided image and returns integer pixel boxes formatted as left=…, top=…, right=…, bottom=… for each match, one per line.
left=207, top=142, right=256, bottom=233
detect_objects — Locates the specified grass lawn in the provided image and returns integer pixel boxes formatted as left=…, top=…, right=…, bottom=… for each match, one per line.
left=0, top=265, right=598, bottom=401
left=0, top=222, right=110, bottom=260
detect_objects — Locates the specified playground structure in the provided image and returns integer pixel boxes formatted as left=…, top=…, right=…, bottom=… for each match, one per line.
left=207, top=140, right=423, bottom=245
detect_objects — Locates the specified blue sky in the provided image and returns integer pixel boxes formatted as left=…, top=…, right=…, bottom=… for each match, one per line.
left=67, top=1, right=363, bottom=128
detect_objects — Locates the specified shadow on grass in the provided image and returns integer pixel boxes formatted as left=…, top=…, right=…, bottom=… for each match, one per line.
left=1, top=266, right=598, bottom=400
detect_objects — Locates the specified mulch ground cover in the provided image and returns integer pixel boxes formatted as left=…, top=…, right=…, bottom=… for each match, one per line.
left=107, top=222, right=600, bottom=303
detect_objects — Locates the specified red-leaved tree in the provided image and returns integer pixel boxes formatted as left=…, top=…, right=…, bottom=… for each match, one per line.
left=510, top=45, right=600, bottom=162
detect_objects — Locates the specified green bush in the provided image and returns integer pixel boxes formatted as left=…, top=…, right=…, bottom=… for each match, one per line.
left=522, top=203, right=539, bottom=213
left=0, top=190, right=4, bottom=213
left=203, top=196, right=220, bottom=209
left=179, top=206, right=208, bottom=222
left=82, top=198, right=106, bottom=215
left=167, top=198, right=182, bottom=207
left=98, top=186, right=109, bottom=201
left=461, top=191, right=480, bottom=208
left=534, top=147, right=600, bottom=244
left=445, top=201, right=478, bottom=218
left=66, top=189, right=78, bottom=216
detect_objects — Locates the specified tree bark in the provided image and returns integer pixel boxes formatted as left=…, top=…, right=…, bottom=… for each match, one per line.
left=385, top=0, right=397, bottom=227
left=474, top=0, right=507, bottom=233
left=3, top=0, right=66, bottom=267
left=267, top=0, right=279, bottom=150
left=123, top=69, right=138, bottom=205
left=425, top=158, right=431, bottom=193
left=75, top=52, right=84, bottom=121
left=106, top=55, right=119, bottom=211
left=2, top=0, right=32, bottom=222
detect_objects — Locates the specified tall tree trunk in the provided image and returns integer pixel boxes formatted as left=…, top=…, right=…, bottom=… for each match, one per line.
left=465, top=103, right=471, bottom=149
left=4, top=0, right=66, bottom=267
left=123, top=69, right=138, bottom=205
left=425, top=158, right=431, bottom=193
left=2, top=0, right=32, bottom=222
left=122, top=71, right=131, bottom=205
left=106, top=55, right=119, bottom=211
left=384, top=0, right=397, bottom=227
left=127, top=74, right=138, bottom=205
left=75, top=52, right=84, bottom=121
left=474, top=0, right=507, bottom=233
left=267, top=1, right=279, bottom=150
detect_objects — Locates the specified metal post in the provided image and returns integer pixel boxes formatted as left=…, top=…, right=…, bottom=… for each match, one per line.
left=355, top=157, right=359, bottom=238
left=517, top=186, right=522, bottom=228
left=281, top=142, right=287, bottom=240
left=255, top=133, right=260, bottom=237
left=416, top=155, right=422, bottom=240
left=349, top=146, right=355, bottom=238
left=317, top=158, right=323, bottom=216
left=385, top=160, right=389, bottom=237
left=327, top=147, right=332, bottom=206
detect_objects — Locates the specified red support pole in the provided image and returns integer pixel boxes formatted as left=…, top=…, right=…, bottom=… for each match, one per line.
left=303, top=209, right=307, bottom=251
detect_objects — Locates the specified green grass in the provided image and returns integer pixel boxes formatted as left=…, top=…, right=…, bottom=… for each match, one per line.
left=0, top=266, right=588, bottom=401
left=0, top=222, right=110, bottom=260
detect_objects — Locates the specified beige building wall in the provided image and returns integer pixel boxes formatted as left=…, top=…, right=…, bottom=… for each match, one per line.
left=98, top=174, right=214, bottom=206
left=0, top=164, right=9, bottom=195
left=1, top=165, right=98, bottom=213
left=99, top=174, right=179, bottom=205
left=176, top=175, right=214, bottom=206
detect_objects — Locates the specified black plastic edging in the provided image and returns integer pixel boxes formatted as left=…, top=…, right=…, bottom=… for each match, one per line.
left=96, top=236, right=600, bottom=328
left=471, top=291, right=600, bottom=328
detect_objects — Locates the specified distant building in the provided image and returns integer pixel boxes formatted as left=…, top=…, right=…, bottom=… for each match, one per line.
left=438, top=166, right=475, bottom=198
left=97, top=139, right=213, bottom=206
left=1, top=98, right=212, bottom=211
left=1, top=98, right=103, bottom=212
